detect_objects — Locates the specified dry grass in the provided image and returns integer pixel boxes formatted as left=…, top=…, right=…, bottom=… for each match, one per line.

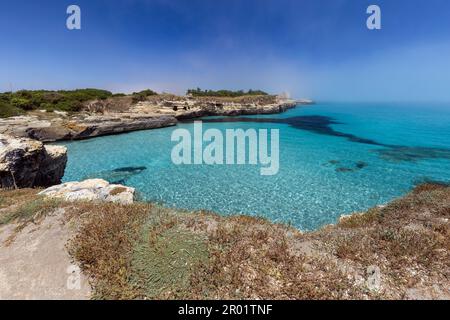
left=109, top=186, right=128, bottom=196
left=9, top=182, right=444, bottom=300
left=0, top=188, right=40, bottom=211
left=67, top=203, right=209, bottom=299
left=81, top=96, right=134, bottom=113
left=64, top=184, right=450, bottom=300
left=66, top=206, right=370, bottom=299
left=0, top=197, right=62, bottom=226
left=184, top=215, right=366, bottom=300
left=0, top=188, right=50, bottom=227
left=66, top=202, right=150, bottom=299
left=309, top=183, right=450, bottom=298
left=0, top=188, right=65, bottom=244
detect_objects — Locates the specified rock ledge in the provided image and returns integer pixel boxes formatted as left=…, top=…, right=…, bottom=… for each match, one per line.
left=38, top=179, right=135, bottom=204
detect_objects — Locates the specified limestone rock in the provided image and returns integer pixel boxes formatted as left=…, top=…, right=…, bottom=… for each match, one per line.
left=38, top=179, right=135, bottom=204
left=0, top=134, right=67, bottom=188
left=34, top=145, right=68, bottom=187
left=0, top=96, right=311, bottom=143
left=0, top=114, right=177, bottom=142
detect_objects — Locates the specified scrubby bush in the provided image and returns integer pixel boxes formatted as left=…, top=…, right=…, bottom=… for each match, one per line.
left=0, top=88, right=113, bottom=115
left=60, top=88, right=112, bottom=101
left=10, top=97, right=33, bottom=110
left=131, top=89, right=158, bottom=103
left=0, top=100, right=24, bottom=118
left=132, top=89, right=157, bottom=97
left=54, top=100, right=83, bottom=112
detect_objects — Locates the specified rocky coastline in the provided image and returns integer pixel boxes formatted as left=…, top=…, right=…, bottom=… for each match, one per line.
left=0, top=114, right=178, bottom=143
left=0, top=95, right=308, bottom=187
left=0, top=98, right=306, bottom=143
left=0, top=94, right=448, bottom=300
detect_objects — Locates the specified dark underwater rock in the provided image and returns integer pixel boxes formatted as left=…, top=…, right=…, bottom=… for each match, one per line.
left=85, top=166, right=147, bottom=184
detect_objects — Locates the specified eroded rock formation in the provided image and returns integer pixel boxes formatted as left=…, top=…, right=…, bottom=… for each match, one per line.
left=0, top=114, right=178, bottom=142
left=0, top=134, right=67, bottom=188
left=0, top=96, right=308, bottom=142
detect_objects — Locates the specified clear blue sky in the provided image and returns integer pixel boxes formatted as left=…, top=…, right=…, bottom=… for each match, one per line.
left=1, top=0, right=450, bottom=102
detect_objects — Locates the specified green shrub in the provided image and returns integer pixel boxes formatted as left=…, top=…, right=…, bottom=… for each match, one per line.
left=0, top=101, right=24, bottom=118
left=132, top=89, right=157, bottom=97
left=131, top=89, right=158, bottom=103
left=10, top=97, right=33, bottom=110
left=39, top=102, right=55, bottom=112
left=55, top=100, right=83, bottom=112
left=0, top=89, right=113, bottom=113
left=56, top=89, right=112, bottom=102
left=131, top=94, right=146, bottom=103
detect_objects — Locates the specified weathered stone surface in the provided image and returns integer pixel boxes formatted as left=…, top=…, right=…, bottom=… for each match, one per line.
left=71, top=114, right=177, bottom=140
left=0, top=134, right=67, bottom=188
left=133, top=98, right=303, bottom=120
left=0, top=114, right=177, bottom=142
left=26, top=126, right=73, bottom=142
left=38, top=179, right=135, bottom=204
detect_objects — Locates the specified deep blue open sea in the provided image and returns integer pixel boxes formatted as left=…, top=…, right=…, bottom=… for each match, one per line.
left=60, top=103, right=450, bottom=230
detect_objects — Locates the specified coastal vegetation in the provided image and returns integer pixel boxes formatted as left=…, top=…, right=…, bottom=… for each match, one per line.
left=0, top=100, right=24, bottom=118
left=0, top=89, right=113, bottom=115
left=0, top=87, right=278, bottom=118
left=131, top=89, right=158, bottom=103
left=187, top=88, right=268, bottom=97
left=1, top=183, right=447, bottom=299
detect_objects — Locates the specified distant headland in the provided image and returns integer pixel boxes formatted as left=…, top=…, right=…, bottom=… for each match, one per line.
left=0, top=88, right=313, bottom=142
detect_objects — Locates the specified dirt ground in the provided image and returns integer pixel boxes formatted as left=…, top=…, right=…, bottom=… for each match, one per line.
left=0, top=209, right=91, bottom=300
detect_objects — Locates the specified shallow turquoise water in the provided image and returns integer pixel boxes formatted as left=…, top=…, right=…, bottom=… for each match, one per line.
left=61, top=103, right=450, bottom=230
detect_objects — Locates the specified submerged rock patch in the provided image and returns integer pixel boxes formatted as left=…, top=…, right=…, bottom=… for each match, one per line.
left=373, top=146, right=450, bottom=162
left=325, top=159, right=369, bottom=173
left=355, top=161, right=368, bottom=169
left=198, top=116, right=450, bottom=163
left=336, top=167, right=354, bottom=173
left=84, top=166, right=147, bottom=184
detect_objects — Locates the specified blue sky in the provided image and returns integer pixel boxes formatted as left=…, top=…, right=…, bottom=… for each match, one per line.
left=1, top=0, right=450, bottom=102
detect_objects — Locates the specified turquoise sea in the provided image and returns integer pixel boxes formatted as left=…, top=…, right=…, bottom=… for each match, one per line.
left=61, top=103, right=450, bottom=230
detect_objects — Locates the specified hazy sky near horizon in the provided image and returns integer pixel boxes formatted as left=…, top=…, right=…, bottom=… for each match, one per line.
left=1, top=0, right=450, bottom=102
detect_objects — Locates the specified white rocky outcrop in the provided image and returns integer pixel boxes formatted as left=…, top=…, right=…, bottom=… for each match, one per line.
left=38, top=179, right=135, bottom=204
left=134, top=99, right=301, bottom=120
left=0, top=134, right=67, bottom=188
left=0, top=114, right=177, bottom=142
